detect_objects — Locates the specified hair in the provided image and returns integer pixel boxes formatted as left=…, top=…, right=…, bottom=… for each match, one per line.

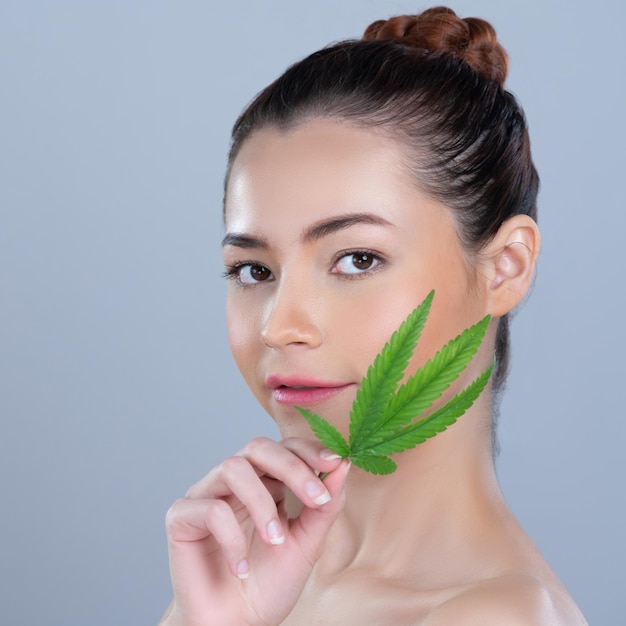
left=224, top=6, right=539, bottom=444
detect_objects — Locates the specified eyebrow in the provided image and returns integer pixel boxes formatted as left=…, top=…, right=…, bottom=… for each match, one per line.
left=221, top=212, right=393, bottom=249
left=302, top=212, right=393, bottom=243
left=221, top=233, right=268, bottom=249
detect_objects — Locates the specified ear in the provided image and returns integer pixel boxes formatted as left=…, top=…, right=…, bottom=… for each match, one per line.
left=481, top=214, right=541, bottom=317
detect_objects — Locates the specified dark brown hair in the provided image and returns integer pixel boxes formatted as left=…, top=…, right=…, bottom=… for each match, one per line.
left=225, top=7, right=539, bottom=440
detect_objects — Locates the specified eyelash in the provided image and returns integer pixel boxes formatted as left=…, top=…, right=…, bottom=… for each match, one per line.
left=223, top=249, right=385, bottom=287
left=330, top=249, right=385, bottom=279
left=222, top=261, right=273, bottom=287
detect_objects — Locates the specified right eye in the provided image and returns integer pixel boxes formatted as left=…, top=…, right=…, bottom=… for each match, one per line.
left=224, top=263, right=274, bottom=285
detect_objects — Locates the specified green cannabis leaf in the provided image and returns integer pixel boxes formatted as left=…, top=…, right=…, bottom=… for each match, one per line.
left=296, top=290, right=494, bottom=475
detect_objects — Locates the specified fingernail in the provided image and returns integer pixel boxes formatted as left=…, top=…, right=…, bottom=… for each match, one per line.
left=267, top=519, right=284, bottom=545
left=320, top=448, right=342, bottom=461
left=236, top=559, right=249, bottom=579
left=306, top=480, right=332, bottom=505
left=344, top=460, right=352, bottom=475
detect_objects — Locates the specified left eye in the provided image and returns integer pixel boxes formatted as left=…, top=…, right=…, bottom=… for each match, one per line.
left=333, top=252, right=381, bottom=275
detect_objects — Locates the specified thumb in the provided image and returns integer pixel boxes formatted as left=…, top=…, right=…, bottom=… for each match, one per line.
left=289, top=459, right=350, bottom=562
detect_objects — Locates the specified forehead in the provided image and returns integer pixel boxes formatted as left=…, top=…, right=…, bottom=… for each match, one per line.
left=224, top=119, right=418, bottom=232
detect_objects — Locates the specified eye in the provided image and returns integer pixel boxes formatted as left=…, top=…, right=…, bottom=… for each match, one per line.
left=332, top=251, right=382, bottom=275
left=224, top=263, right=274, bottom=285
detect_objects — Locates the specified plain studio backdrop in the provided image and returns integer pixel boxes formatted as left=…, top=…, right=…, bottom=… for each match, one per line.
left=1, top=1, right=624, bottom=624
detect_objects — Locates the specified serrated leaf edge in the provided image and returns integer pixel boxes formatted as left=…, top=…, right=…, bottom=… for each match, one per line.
left=351, top=315, right=491, bottom=451
left=296, top=407, right=350, bottom=457
left=364, top=362, right=494, bottom=456
left=349, top=291, right=434, bottom=449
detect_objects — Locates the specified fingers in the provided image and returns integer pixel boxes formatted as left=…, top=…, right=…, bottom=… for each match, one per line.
left=165, top=497, right=250, bottom=579
left=289, top=457, right=351, bottom=565
left=185, top=438, right=343, bottom=548
left=280, top=436, right=345, bottom=471
left=238, top=437, right=341, bottom=507
left=187, top=437, right=343, bottom=510
left=168, top=437, right=348, bottom=580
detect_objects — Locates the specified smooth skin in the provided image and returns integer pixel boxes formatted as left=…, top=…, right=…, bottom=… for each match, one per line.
left=161, top=120, right=587, bottom=625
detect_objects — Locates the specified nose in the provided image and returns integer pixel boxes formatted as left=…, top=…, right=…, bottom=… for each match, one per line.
left=261, top=285, right=324, bottom=350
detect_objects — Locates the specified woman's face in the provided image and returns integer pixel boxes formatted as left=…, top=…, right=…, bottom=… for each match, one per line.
left=223, top=119, right=490, bottom=438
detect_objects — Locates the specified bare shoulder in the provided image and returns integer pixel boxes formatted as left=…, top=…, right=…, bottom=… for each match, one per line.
left=423, top=573, right=588, bottom=626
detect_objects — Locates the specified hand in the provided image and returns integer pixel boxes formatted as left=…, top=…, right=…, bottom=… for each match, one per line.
left=160, top=437, right=349, bottom=626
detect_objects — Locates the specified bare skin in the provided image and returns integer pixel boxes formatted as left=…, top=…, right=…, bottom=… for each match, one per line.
left=161, top=120, right=587, bottom=625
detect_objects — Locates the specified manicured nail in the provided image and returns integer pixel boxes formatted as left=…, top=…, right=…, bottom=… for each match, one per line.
left=320, top=448, right=342, bottom=461
left=267, top=519, right=284, bottom=545
left=236, top=559, right=249, bottom=579
left=306, top=480, right=332, bottom=505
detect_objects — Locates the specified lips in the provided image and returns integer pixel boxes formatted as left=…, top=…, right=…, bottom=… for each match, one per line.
left=266, top=375, right=354, bottom=406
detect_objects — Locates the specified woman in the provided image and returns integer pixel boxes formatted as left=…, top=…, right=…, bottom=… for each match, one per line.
left=161, top=7, right=587, bottom=624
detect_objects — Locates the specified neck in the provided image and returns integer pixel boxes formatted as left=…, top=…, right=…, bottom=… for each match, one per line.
left=315, top=395, right=509, bottom=585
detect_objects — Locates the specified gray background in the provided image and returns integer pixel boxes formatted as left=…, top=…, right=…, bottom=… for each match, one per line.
left=1, top=1, right=624, bottom=624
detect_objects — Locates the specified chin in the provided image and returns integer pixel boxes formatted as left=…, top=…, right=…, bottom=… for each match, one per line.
left=272, top=401, right=352, bottom=440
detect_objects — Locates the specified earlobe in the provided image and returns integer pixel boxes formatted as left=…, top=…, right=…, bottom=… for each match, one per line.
left=485, top=215, right=540, bottom=317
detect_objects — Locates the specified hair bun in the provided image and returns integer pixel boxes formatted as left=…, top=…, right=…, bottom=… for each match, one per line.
left=363, top=6, right=508, bottom=86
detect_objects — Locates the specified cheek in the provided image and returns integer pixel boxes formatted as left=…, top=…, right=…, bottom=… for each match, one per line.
left=226, top=297, right=262, bottom=378
left=335, top=284, right=435, bottom=374
left=345, top=264, right=480, bottom=381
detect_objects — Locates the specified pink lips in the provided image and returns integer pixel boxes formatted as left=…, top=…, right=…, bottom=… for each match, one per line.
left=267, top=375, right=354, bottom=406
